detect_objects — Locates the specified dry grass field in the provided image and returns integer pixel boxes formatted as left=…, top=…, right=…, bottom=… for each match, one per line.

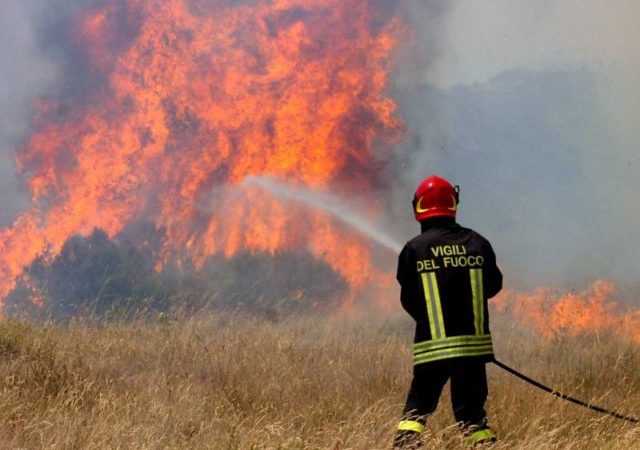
left=0, top=311, right=639, bottom=449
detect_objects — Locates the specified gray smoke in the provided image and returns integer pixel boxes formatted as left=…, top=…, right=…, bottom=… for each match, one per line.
left=0, top=1, right=57, bottom=226
left=0, top=0, right=87, bottom=226
left=390, top=0, right=640, bottom=294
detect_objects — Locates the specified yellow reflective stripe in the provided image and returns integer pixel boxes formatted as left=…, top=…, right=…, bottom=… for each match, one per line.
left=414, top=349, right=494, bottom=365
left=413, top=344, right=493, bottom=361
left=413, top=344, right=494, bottom=365
left=421, top=272, right=439, bottom=340
left=466, top=428, right=495, bottom=446
left=430, top=272, right=446, bottom=337
left=398, top=420, right=426, bottom=433
left=414, top=345, right=491, bottom=359
left=478, top=269, right=485, bottom=334
left=470, top=268, right=479, bottom=334
left=421, top=272, right=446, bottom=339
left=413, top=334, right=494, bottom=364
left=413, top=334, right=492, bottom=353
left=414, top=334, right=491, bottom=347
left=470, top=268, right=484, bottom=335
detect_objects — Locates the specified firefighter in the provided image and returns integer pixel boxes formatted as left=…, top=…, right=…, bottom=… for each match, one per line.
left=393, top=175, right=502, bottom=448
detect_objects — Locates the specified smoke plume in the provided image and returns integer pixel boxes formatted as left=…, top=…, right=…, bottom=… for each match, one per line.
left=390, top=0, right=640, bottom=294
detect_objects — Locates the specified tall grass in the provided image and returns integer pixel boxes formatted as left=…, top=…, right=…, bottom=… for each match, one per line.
left=0, top=312, right=638, bottom=449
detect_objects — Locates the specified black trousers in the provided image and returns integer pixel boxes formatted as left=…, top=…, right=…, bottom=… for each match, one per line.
left=402, top=359, right=489, bottom=429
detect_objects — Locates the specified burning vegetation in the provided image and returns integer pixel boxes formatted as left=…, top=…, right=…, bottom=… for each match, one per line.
left=4, top=228, right=347, bottom=320
left=0, top=0, right=403, bottom=317
left=492, top=280, right=640, bottom=343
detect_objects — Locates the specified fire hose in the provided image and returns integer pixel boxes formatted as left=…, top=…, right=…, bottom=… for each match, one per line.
left=492, top=359, right=640, bottom=424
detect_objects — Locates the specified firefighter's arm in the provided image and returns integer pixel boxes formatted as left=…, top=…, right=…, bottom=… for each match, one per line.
left=397, top=245, right=421, bottom=321
left=400, top=285, right=422, bottom=322
left=484, top=244, right=503, bottom=299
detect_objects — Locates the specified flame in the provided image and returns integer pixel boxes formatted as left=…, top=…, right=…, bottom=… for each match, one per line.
left=492, top=280, right=640, bottom=342
left=0, top=0, right=404, bottom=306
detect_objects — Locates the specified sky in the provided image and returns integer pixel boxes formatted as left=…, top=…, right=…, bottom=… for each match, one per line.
left=0, top=0, right=638, bottom=293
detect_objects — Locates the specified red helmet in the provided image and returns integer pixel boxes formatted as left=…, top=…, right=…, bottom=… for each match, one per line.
left=412, top=175, right=460, bottom=221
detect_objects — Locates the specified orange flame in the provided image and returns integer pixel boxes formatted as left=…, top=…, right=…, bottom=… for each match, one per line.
left=0, top=0, right=404, bottom=306
left=492, top=280, right=640, bottom=342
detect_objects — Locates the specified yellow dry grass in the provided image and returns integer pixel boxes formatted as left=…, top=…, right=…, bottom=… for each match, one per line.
left=0, top=312, right=639, bottom=449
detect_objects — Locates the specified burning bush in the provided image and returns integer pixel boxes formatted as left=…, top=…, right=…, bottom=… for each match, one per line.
left=4, top=229, right=170, bottom=320
left=4, top=229, right=346, bottom=321
left=182, top=252, right=348, bottom=318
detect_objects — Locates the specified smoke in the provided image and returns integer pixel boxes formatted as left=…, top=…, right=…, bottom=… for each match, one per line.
left=0, top=0, right=92, bottom=227
left=390, top=0, right=640, bottom=293
left=0, top=1, right=58, bottom=226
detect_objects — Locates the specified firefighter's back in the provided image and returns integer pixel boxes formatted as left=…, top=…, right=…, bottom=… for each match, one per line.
left=400, top=220, right=502, bottom=364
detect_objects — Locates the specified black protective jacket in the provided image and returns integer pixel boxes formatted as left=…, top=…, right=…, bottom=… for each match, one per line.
left=397, top=217, right=502, bottom=366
